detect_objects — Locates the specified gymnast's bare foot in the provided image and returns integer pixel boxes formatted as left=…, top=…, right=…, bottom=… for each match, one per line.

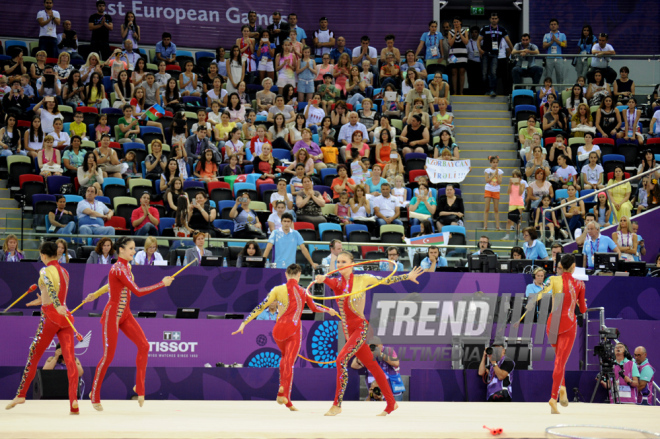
left=70, top=400, right=79, bottom=415
left=324, top=405, right=342, bottom=416
left=5, top=397, right=25, bottom=410
left=377, top=402, right=398, bottom=416
left=90, top=392, right=103, bottom=411
left=288, top=405, right=299, bottom=411
left=133, top=386, right=145, bottom=407
left=276, top=386, right=288, bottom=405
left=549, top=398, right=560, bottom=414
left=559, top=386, right=569, bottom=407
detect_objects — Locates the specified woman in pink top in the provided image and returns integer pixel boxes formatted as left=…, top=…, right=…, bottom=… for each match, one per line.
left=316, top=53, right=334, bottom=83
left=275, top=40, right=297, bottom=92
left=504, top=169, right=525, bottom=239
left=333, top=53, right=351, bottom=96
left=347, top=131, right=370, bottom=159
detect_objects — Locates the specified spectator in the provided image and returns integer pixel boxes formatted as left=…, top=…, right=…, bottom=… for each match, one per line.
left=595, top=96, right=619, bottom=138
left=23, top=116, right=45, bottom=159
left=612, top=216, right=637, bottom=262
left=364, top=161, right=386, bottom=196
left=0, top=234, right=24, bottom=262
left=399, top=114, right=430, bottom=156
left=511, top=246, right=524, bottom=259
left=230, top=193, right=264, bottom=240
left=588, top=33, right=617, bottom=84
left=314, top=17, right=336, bottom=58
left=80, top=53, right=103, bottom=85
left=188, top=191, right=217, bottom=237
left=554, top=154, right=580, bottom=190
left=575, top=25, right=596, bottom=79
left=446, top=17, right=468, bottom=95
left=317, top=74, right=339, bottom=114
left=254, top=29, right=276, bottom=83
left=184, top=231, right=212, bottom=266
left=561, top=185, right=585, bottom=237
left=576, top=132, right=600, bottom=165
left=56, top=239, right=75, bottom=264
left=542, top=102, right=568, bottom=137
left=76, top=151, right=104, bottom=196
left=296, top=46, right=317, bottom=103
left=141, top=73, right=161, bottom=106
left=185, top=126, right=218, bottom=165
left=541, top=19, right=567, bottom=85
left=315, top=55, right=334, bottom=89
left=303, top=94, right=325, bottom=134
left=37, top=135, right=63, bottom=178
left=549, top=242, right=564, bottom=273
left=373, top=183, right=402, bottom=229
left=163, top=176, right=184, bottom=216
left=36, top=67, right=62, bottom=99
left=333, top=53, right=351, bottom=96
left=338, top=111, right=368, bottom=154
left=377, top=247, right=403, bottom=272
left=416, top=21, right=444, bottom=69
left=574, top=210, right=595, bottom=242
left=48, top=195, right=76, bottom=238
left=155, top=61, right=172, bottom=89
left=88, top=0, right=113, bottom=61
left=61, top=135, right=84, bottom=178
left=293, top=128, right=325, bottom=172
left=346, top=67, right=369, bottom=108
left=321, top=239, right=345, bottom=271
left=478, top=342, right=514, bottom=401
left=636, top=177, right=650, bottom=214
left=295, top=176, right=326, bottom=229
left=400, top=50, right=428, bottom=81
left=431, top=98, right=454, bottom=138
left=607, top=166, right=633, bottom=222
left=617, top=98, right=643, bottom=145
left=252, top=143, right=279, bottom=185
left=53, top=52, right=73, bottom=82
left=267, top=12, right=290, bottom=52
left=535, top=194, right=559, bottom=241
left=466, top=26, right=482, bottom=95
left=87, top=237, right=115, bottom=264
left=436, top=184, right=464, bottom=232
left=503, top=170, right=525, bottom=240
left=4, top=50, right=27, bottom=77
left=352, top=36, right=378, bottom=70
left=0, top=113, right=24, bottom=157
left=511, top=33, right=542, bottom=88
left=3, top=77, right=30, bottom=120
left=351, top=338, right=404, bottom=401
left=50, top=118, right=69, bottom=150
left=521, top=227, right=548, bottom=260
left=331, top=164, right=356, bottom=200
left=349, top=184, right=370, bottom=220
left=263, top=212, right=315, bottom=269
left=581, top=221, right=620, bottom=269
left=581, top=151, right=605, bottom=190
left=650, top=108, right=660, bottom=138
left=245, top=11, right=263, bottom=40
left=483, top=156, right=503, bottom=230
left=477, top=13, right=513, bottom=97
left=77, top=186, right=115, bottom=237
left=224, top=127, right=247, bottom=165
left=570, top=103, right=594, bottom=138
left=633, top=346, right=655, bottom=405
left=43, top=342, right=84, bottom=378
left=133, top=236, right=163, bottom=266
left=409, top=183, right=437, bottom=222
left=37, top=0, right=60, bottom=58
left=613, top=66, right=635, bottom=105
left=421, top=246, right=447, bottom=272
left=267, top=200, right=286, bottom=234
left=84, top=72, right=109, bottom=110
left=236, top=240, right=264, bottom=268
left=593, top=192, right=612, bottom=226
left=565, top=84, right=588, bottom=118
left=586, top=70, right=611, bottom=107
left=380, top=52, right=400, bottom=90
left=121, top=38, right=140, bottom=73
left=405, top=79, right=435, bottom=118
left=131, top=192, right=159, bottom=237
left=155, top=32, right=177, bottom=65
left=171, top=194, right=192, bottom=237
left=95, top=133, right=125, bottom=178
left=249, top=124, right=271, bottom=157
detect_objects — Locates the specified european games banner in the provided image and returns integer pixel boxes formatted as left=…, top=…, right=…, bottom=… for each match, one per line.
left=0, top=1, right=430, bottom=51
left=425, top=158, right=471, bottom=184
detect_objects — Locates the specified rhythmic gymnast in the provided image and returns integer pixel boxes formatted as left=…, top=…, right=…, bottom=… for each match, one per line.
left=85, top=237, right=174, bottom=411
left=526, top=253, right=586, bottom=414
left=314, top=252, right=424, bottom=416
left=6, top=242, right=80, bottom=414
left=232, top=263, right=338, bottom=410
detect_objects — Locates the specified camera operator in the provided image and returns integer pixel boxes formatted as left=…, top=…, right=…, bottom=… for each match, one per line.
left=633, top=346, right=655, bottom=406
left=351, top=338, right=404, bottom=401
left=599, top=342, right=637, bottom=403
left=478, top=342, right=514, bottom=401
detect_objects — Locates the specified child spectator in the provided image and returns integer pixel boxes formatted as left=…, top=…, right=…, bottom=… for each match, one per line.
left=191, top=108, right=213, bottom=134
left=554, top=154, right=580, bottom=191
left=194, top=149, right=219, bottom=183
left=535, top=195, right=558, bottom=241
left=267, top=201, right=286, bottom=234
left=224, top=128, right=246, bottom=164
left=581, top=152, right=604, bottom=190
left=483, top=156, right=503, bottom=230
left=503, top=170, right=525, bottom=240
left=21, top=74, right=35, bottom=100
left=121, top=150, right=139, bottom=177
left=318, top=73, right=339, bottom=113
left=140, top=73, right=161, bottom=107
left=242, top=109, right=257, bottom=140
left=348, top=148, right=367, bottom=184
left=321, top=136, right=338, bottom=168
left=434, top=130, right=459, bottom=160
left=391, top=174, right=408, bottom=207
left=117, top=104, right=142, bottom=144
left=215, top=111, right=236, bottom=149
left=69, top=111, right=88, bottom=140
left=538, top=77, right=557, bottom=105
left=336, top=191, right=352, bottom=225
left=289, top=164, right=306, bottom=196
left=249, top=124, right=270, bottom=157
left=595, top=192, right=612, bottom=226
left=207, top=100, right=222, bottom=131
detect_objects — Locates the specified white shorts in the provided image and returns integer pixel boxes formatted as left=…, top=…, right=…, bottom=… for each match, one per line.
left=258, top=60, right=274, bottom=72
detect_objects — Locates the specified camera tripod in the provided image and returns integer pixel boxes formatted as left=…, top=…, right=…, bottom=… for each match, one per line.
left=590, top=368, right=619, bottom=404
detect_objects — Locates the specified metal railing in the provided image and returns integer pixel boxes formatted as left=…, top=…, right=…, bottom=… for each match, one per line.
left=584, top=307, right=605, bottom=371
left=539, top=165, right=660, bottom=243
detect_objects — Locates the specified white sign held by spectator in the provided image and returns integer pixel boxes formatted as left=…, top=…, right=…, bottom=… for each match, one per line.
left=425, top=158, right=471, bottom=183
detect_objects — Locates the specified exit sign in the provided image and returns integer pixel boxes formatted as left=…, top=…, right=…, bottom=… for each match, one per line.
left=471, top=6, right=485, bottom=15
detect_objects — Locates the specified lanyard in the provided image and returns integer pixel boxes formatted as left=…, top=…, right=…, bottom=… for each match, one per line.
left=524, top=243, right=534, bottom=259
left=56, top=209, right=65, bottom=221
left=428, top=33, right=438, bottom=47
left=590, top=237, right=600, bottom=262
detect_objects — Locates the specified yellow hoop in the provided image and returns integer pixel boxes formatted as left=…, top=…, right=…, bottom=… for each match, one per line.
left=305, top=259, right=399, bottom=301
left=296, top=259, right=399, bottom=365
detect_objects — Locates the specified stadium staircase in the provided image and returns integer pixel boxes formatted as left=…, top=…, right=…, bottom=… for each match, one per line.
left=453, top=95, right=518, bottom=254
left=0, top=178, right=41, bottom=259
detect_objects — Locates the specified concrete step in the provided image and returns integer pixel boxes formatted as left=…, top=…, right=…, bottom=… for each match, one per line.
left=451, top=125, right=513, bottom=135
left=455, top=117, right=511, bottom=128
left=451, top=95, right=508, bottom=103
left=452, top=102, right=510, bottom=112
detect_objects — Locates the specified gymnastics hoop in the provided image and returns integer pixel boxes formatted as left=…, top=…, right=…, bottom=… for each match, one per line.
left=545, top=424, right=660, bottom=439
left=304, top=259, right=399, bottom=301
left=296, top=259, right=399, bottom=365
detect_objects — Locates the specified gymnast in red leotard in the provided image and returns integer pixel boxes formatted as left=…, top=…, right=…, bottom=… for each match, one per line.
left=233, top=263, right=338, bottom=411
left=85, top=236, right=174, bottom=411
left=315, top=251, right=424, bottom=417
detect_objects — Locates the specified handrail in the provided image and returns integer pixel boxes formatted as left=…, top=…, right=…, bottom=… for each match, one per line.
left=540, top=166, right=660, bottom=242
left=513, top=82, right=659, bottom=91
left=584, top=307, right=605, bottom=370
left=511, top=53, right=660, bottom=59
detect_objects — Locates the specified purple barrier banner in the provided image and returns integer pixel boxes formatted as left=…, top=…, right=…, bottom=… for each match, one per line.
left=0, top=1, right=431, bottom=53
left=564, top=207, right=660, bottom=263
left=0, top=316, right=338, bottom=369
left=1, top=264, right=659, bottom=321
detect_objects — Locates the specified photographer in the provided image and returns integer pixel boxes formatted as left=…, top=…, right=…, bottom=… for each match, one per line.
left=600, top=342, right=637, bottom=404
left=351, top=338, right=404, bottom=401
left=633, top=346, right=655, bottom=406
left=478, top=343, right=514, bottom=401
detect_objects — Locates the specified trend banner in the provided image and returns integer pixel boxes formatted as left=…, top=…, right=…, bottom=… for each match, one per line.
left=425, top=158, right=471, bottom=184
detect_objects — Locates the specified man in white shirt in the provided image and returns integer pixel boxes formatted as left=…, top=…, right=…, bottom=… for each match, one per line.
left=588, top=33, right=617, bottom=84
left=37, top=0, right=60, bottom=58
left=77, top=186, right=116, bottom=237
left=313, top=17, right=335, bottom=57
left=338, top=111, right=369, bottom=160
left=122, top=39, right=141, bottom=71
left=352, top=36, right=379, bottom=82
left=373, top=183, right=402, bottom=229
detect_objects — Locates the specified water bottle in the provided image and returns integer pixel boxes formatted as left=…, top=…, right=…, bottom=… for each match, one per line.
left=266, top=258, right=270, bottom=268
left=176, top=256, right=182, bottom=266
left=648, top=268, right=652, bottom=277
left=183, top=256, right=188, bottom=266
left=223, top=257, right=228, bottom=267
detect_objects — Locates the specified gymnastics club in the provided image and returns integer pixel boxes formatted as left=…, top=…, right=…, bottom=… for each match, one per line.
left=62, top=313, right=84, bottom=342
left=171, top=260, right=195, bottom=278
left=3, top=284, right=37, bottom=313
